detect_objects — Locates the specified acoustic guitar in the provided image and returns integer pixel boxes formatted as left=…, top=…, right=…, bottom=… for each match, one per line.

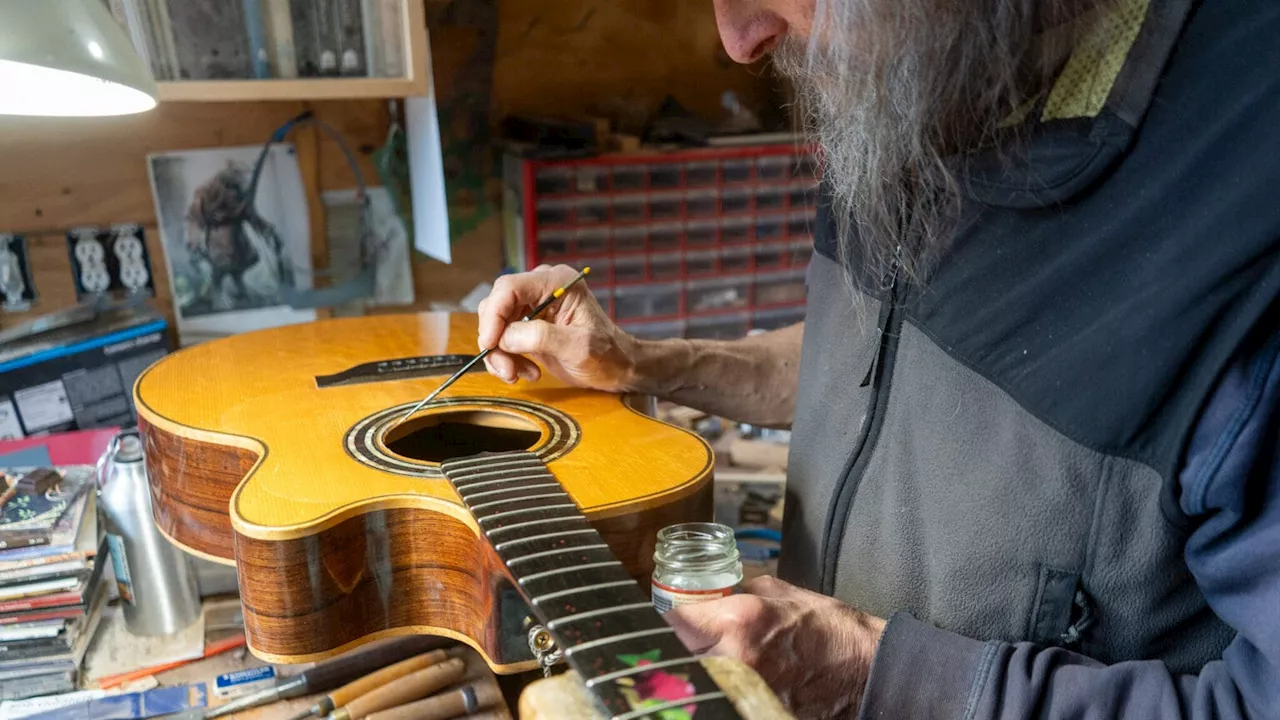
left=134, top=312, right=792, bottom=718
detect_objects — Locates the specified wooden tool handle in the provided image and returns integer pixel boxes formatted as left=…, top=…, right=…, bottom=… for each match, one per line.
left=363, top=678, right=504, bottom=720
left=343, top=657, right=466, bottom=719
left=308, top=636, right=453, bottom=693
left=330, top=649, right=449, bottom=707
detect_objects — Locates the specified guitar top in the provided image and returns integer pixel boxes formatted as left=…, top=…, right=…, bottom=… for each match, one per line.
left=133, top=312, right=716, bottom=668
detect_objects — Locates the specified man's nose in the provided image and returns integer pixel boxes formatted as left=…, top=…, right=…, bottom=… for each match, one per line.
left=713, top=1, right=789, bottom=64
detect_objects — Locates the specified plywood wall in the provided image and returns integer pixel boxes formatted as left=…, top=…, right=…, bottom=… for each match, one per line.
left=0, top=0, right=776, bottom=335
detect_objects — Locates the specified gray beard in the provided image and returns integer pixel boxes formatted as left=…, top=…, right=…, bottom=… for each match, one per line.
left=773, top=0, right=1100, bottom=285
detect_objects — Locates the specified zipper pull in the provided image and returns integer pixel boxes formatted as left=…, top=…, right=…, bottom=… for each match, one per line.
left=859, top=248, right=902, bottom=388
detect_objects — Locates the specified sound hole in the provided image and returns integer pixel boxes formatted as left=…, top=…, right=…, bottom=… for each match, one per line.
left=383, top=410, right=542, bottom=464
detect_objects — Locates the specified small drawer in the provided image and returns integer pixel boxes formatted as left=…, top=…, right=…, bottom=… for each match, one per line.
left=786, top=212, right=814, bottom=239
left=534, top=166, right=573, bottom=195
left=685, top=161, right=719, bottom=187
left=755, top=186, right=787, bottom=212
left=722, top=158, right=752, bottom=184
left=720, top=217, right=752, bottom=245
left=575, top=228, right=610, bottom=256
left=720, top=246, right=752, bottom=274
left=613, top=256, right=648, bottom=283
left=756, top=155, right=791, bottom=182
left=755, top=215, right=785, bottom=241
left=581, top=258, right=612, bottom=284
left=793, top=154, right=819, bottom=179
left=687, top=312, right=750, bottom=340
left=614, top=226, right=648, bottom=254
left=649, top=164, right=681, bottom=189
left=615, top=283, right=681, bottom=320
left=649, top=222, right=682, bottom=252
left=612, top=164, right=648, bottom=191
left=686, top=275, right=752, bottom=314
left=685, top=189, right=718, bottom=218
left=537, top=230, right=571, bottom=260
left=753, top=242, right=788, bottom=270
left=575, top=166, right=610, bottom=193
left=650, top=253, right=683, bottom=280
left=788, top=182, right=819, bottom=208
left=621, top=319, right=686, bottom=340
left=575, top=197, right=609, bottom=224
left=788, top=240, right=814, bottom=266
left=721, top=187, right=753, bottom=214
left=755, top=269, right=807, bottom=306
left=612, top=194, right=647, bottom=223
left=685, top=249, right=719, bottom=277
left=753, top=305, right=806, bottom=331
left=536, top=198, right=573, bottom=226
left=649, top=193, right=682, bottom=220
left=685, top=219, right=719, bottom=247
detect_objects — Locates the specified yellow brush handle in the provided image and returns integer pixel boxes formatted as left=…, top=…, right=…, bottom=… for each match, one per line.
left=329, top=649, right=449, bottom=707
left=342, top=658, right=467, bottom=720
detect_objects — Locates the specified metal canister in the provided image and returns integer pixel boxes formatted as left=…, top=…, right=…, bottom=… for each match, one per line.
left=97, top=429, right=200, bottom=636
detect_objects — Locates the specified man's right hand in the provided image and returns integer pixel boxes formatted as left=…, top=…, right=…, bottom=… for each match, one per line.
left=476, top=265, right=638, bottom=393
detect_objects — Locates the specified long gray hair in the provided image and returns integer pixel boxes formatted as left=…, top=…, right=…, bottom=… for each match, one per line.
left=774, top=0, right=1103, bottom=286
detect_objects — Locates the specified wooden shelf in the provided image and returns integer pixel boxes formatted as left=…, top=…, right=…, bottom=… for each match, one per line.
left=157, top=76, right=427, bottom=102
left=155, top=0, right=429, bottom=103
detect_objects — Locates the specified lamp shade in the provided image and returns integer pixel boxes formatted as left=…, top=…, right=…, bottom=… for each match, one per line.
left=0, top=0, right=158, bottom=117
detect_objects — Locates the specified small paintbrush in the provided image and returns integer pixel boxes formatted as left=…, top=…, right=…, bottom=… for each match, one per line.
left=391, top=267, right=591, bottom=429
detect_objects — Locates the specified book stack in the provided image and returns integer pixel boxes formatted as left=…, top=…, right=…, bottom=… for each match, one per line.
left=102, top=0, right=408, bottom=81
left=0, top=467, right=107, bottom=701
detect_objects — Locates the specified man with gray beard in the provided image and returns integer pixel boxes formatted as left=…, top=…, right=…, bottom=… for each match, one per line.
left=477, top=0, right=1280, bottom=716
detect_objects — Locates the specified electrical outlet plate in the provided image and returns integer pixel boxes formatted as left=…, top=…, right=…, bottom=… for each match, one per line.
left=65, top=224, right=155, bottom=301
left=0, top=233, right=37, bottom=313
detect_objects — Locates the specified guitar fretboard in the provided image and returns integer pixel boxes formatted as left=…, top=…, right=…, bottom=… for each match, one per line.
left=441, top=451, right=742, bottom=720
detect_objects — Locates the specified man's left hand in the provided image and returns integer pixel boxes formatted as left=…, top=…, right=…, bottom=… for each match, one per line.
left=663, top=575, right=886, bottom=719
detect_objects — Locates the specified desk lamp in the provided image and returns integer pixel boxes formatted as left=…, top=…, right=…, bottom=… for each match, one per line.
left=0, top=0, right=157, bottom=117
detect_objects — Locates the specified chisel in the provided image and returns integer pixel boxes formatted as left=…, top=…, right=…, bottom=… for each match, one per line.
left=324, top=656, right=467, bottom=720
left=202, top=636, right=451, bottom=720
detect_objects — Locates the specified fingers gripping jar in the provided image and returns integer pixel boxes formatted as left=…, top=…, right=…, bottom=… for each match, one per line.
left=651, top=523, right=744, bottom=613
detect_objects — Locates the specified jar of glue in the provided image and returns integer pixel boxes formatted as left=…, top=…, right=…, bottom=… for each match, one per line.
left=651, top=522, right=743, bottom=613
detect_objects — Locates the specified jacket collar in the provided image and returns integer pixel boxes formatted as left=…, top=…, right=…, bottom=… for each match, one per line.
left=962, top=0, right=1199, bottom=209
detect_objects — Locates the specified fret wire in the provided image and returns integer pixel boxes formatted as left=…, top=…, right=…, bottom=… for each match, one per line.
left=463, top=483, right=562, bottom=502
left=484, top=516, right=584, bottom=538
left=532, top=580, right=636, bottom=606
left=519, top=560, right=623, bottom=584
left=452, top=466, right=552, bottom=484
left=506, top=543, right=611, bottom=567
left=493, top=529, right=597, bottom=552
left=563, top=627, right=676, bottom=657
left=441, top=453, right=534, bottom=471
left=470, top=492, right=572, bottom=513
left=586, top=656, right=701, bottom=688
left=456, top=474, right=554, bottom=493
left=611, top=692, right=728, bottom=720
left=479, top=504, right=579, bottom=524
left=546, top=601, right=655, bottom=631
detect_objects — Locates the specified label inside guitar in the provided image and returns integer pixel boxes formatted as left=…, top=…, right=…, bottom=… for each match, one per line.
left=651, top=580, right=736, bottom=614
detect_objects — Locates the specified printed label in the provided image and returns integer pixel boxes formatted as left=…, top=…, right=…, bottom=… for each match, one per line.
left=0, top=399, right=22, bottom=440
left=105, top=533, right=134, bottom=604
left=214, top=666, right=276, bottom=700
left=651, top=580, right=735, bottom=614
left=12, top=381, right=73, bottom=433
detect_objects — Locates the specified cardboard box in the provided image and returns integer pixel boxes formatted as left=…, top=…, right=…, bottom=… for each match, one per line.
left=0, top=308, right=172, bottom=439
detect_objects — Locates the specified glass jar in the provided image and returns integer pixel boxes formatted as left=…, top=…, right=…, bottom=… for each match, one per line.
left=651, top=522, right=743, bottom=614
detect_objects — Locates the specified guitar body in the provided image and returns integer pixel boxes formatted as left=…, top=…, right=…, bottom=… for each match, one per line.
left=133, top=313, right=715, bottom=672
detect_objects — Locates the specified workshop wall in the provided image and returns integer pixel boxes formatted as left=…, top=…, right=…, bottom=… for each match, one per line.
left=0, top=0, right=776, bottom=334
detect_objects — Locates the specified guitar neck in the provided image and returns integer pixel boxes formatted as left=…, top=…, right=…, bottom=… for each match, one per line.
left=440, top=451, right=742, bottom=720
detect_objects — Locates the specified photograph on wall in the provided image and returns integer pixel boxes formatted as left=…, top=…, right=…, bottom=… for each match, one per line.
left=148, top=144, right=316, bottom=345
left=323, top=186, right=415, bottom=311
